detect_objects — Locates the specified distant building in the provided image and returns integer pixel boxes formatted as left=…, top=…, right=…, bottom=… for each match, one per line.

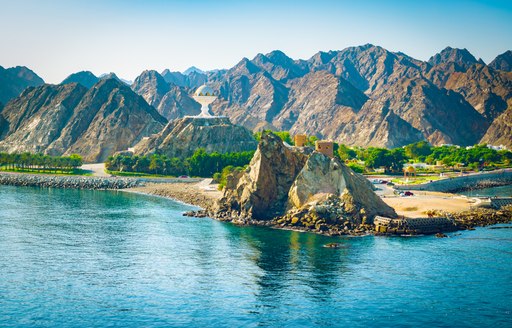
left=403, top=163, right=428, bottom=170
left=315, top=140, right=334, bottom=158
left=487, top=144, right=508, bottom=151
left=294, top=134, right=307, bottom=147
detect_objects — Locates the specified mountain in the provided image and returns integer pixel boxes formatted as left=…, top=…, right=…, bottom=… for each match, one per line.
left=131, top=70, right=200, bottom=120
left=444, top=64, right=512, bottom=122
left=161, top=69, right=207, bottom=88
left=481, top=106, right=512, bottom=148
left=2, top=44, right=511, bottom=153
left=132, top=116, right=257, bottom=159
left=251, top=50, right=309, bottom=81
left=0, top=66, right=44, bottom=105
left=0, top=79, right=167, bottom=162
left=428, top=47, right=482, bottom=69
left=204, top=45, right=490, bottom=147
left=183, top=66, right=205, bottom=75
left=0, top=83, right=88, bottom=150
left=489, top=50, right=512, bottom=72
left=99, top=73, right=132, bottom=85
left=61, top=71, right=99, bottom=89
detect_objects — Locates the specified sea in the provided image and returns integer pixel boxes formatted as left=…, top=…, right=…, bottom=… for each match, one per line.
left=0, top=185, right=511, bottom=327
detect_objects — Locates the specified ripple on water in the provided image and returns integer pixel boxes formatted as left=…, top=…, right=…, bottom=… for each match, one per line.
left=0, top=185, right=511, bottom=327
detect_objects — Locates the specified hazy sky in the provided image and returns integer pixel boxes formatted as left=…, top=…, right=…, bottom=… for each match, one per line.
left=0, top=0, right=511, bottom=83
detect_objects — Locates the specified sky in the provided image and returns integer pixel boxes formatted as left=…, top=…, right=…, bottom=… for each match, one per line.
left=0, top=0, right=511, bottom=83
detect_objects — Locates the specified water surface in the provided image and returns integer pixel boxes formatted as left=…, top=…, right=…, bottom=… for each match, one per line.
left=458, top=184, right=512, bottom=197
left=1, top=186, right=511, bottom=327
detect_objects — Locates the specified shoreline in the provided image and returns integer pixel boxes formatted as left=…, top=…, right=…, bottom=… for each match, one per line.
left=2, top=171, right=511, bottom=236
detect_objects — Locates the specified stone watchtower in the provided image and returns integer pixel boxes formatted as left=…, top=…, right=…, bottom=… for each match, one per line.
left=294, top=134, right=307, bottom=147
left=315, top=140, right=334, bottom=158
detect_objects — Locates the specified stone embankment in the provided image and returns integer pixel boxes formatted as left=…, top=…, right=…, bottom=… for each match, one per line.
left=395, top=169, right=512, bottom=193
left=0, top=172, right=143, bottom=190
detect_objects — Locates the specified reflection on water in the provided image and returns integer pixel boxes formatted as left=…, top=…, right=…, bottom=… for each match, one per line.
left=0, top=185, right=511, bottom=327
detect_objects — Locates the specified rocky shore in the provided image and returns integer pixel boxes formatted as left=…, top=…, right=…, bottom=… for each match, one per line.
left=0, top=172, right=143, bottom=190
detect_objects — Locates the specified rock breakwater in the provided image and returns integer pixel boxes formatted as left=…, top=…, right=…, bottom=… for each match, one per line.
left=0, top=172, right=143, bottom=190
left=395, top=169, right=512, bottom=193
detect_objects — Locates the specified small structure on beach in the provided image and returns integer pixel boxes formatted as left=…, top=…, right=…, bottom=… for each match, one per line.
left=315, top=140, right=334, bottom=158
left=404, top=166, right=416, bottom=178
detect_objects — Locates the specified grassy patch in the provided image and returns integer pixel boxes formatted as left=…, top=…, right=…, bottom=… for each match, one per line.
left=0, top=167, right=92, bottom=176
left=106, top=170, right=179, bottom=178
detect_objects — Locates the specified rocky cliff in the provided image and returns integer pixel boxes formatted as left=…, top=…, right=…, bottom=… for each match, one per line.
left=132, top=116, right=257, bottom=159
left=213, top=133, right=397, bottom=232
left=0, top=79, right=167, bottom=162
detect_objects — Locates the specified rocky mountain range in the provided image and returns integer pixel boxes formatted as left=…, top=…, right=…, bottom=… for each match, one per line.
left=1, top=44, right=511, bottom=162
left=0, top=78, right=166, bottom=162
left=127, top=45, right=510, bottom=148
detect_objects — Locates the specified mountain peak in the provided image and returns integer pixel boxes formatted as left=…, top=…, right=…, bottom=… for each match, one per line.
left=428, top=47, right=479, bottom=69
left=489, top=50, right=512, bottom=72
left=61, top=71, right=99, bottom=89
left=183, top=66, right=205, bottom=75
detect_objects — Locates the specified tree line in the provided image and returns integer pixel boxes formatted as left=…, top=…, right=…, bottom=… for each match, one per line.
left=0, top=152, right=83, bottom=172
left=337, top=142, right=512, bottom=173
left=105, top=149, right=254, bottom=178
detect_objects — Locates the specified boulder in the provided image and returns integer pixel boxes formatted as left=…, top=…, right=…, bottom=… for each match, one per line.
left=288, top=152, right=397, bottom=220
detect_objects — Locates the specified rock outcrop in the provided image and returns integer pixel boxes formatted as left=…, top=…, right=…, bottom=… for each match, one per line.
left=215, top=133, right=308, bottom=220
left=213, top=133, right=397, bottom=229
left=132, top=116, right=257, bottom=159
left=287, top=152, right=396, bottom=219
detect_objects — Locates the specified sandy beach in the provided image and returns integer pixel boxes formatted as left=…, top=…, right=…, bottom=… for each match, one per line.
left=382, top=192, right=475, bottom=218
left=125, top=179, right=222, bottom=209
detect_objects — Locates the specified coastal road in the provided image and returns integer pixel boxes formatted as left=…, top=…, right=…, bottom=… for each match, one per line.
left=80, top=163, right=109, bottom=177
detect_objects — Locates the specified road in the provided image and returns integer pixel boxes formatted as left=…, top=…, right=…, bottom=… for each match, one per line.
left=80, top=163, right=109, bottom=177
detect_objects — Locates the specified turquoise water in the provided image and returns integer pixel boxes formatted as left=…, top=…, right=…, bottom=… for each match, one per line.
left=0, top=186, right=511, bottom=327
left=458, top=184, right=512, bottom=197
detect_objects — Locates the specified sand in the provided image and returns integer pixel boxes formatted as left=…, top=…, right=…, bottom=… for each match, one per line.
left=125, top=180, right=222, bottom=209
left=382, top=191, right=475, bottom=218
